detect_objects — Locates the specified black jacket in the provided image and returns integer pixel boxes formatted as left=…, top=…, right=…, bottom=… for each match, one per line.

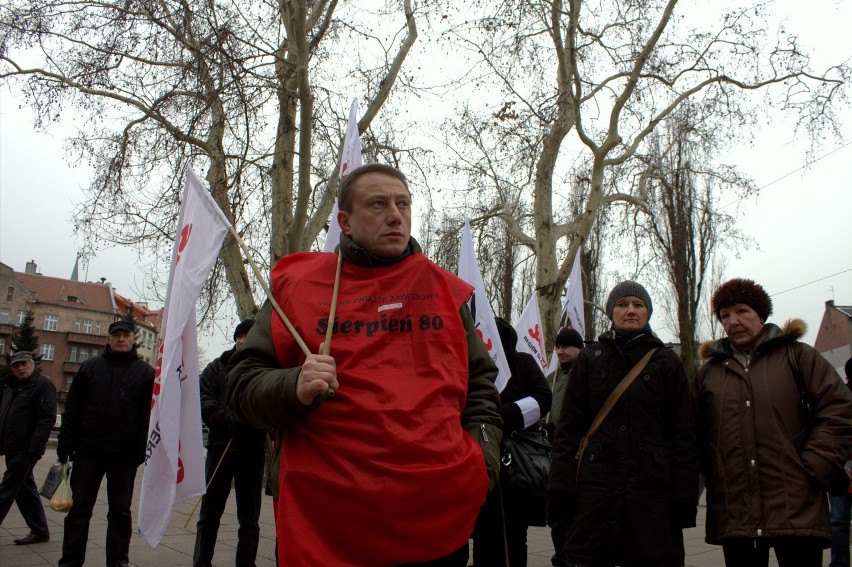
left=548, top=331, right=698, bottom=566
left=497, top=323, right=552, bottom=434
left=0, top=370, right=57, bottom=457
left=200, top=348, right=266, bottom=453
left=57, top=346, right=154, bottom=464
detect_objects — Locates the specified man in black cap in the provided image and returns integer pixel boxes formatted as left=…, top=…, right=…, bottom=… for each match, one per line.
left=193, top=319, right=266, bottom=567
left=57, top=320, right=154, bottom=567
left=0, top=351, right=57, bottom=544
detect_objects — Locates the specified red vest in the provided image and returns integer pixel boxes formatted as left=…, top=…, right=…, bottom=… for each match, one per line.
left=270, top=252, right=488, bottom=566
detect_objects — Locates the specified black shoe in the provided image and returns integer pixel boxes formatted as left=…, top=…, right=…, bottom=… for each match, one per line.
left=14, top=531, right=49, bottom=545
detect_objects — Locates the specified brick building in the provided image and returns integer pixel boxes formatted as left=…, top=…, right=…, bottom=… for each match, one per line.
left=0, top=260, right=162, bottom=411
left=813, top=299, right=852, bottom=377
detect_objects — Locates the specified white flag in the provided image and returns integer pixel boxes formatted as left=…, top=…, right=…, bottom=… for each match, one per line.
left=138, top=168, right=232, bottom=547
left=547, top=248, right=586, bottom=375
left=514, top=293, right=549, bottom=374
left=323, top=98, right=363, bottom=253
left=458, top=220, right=511, bottom=392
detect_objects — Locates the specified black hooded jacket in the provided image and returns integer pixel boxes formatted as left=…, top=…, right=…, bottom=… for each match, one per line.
left=0, top=370, right=57, bottom=456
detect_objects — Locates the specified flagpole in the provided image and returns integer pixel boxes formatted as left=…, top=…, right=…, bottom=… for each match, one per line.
left=322, top=252, right=343, bottom=356
left=183, top=438, right=233, bottom=529
left=227, top=226, right=311, bottom=358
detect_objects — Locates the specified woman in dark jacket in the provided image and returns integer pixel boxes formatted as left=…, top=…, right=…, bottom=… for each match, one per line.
left=695, top=278, right=852, bottom=567
left=471, top=317, right=552, bottom=566
left=547, top=281, right=698, bottom=567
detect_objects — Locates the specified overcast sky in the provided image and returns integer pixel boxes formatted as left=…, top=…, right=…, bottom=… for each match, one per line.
left=1, top=0, right=850, bottom=360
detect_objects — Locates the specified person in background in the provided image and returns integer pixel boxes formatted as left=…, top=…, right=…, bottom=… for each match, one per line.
left=695, top=278, right=852, bottom=567
left=829, top=356, right=852, bottom=567
left=470, top=317, right=552, bottom=566
left=545, top=326, right=583, bottom=567
left=57, top=320, right=155, bottom=567
left=549, top=327, right=584, bottom=428
left=0, top=350, right=57, bottom=545
left=194, top=319, right=267, bottom=567
left=226, top=163, right=501, bottom=566
left=548, top=281, right=698, bottom=567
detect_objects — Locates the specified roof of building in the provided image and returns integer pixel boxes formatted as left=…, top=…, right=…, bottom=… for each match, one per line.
left=14, top=271, right=116, bottom=313
left=836, top=306, right=852, bottom=319
left=114, top=292, right=163, bottom=330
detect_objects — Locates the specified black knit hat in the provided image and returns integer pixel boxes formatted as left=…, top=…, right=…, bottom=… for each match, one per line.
left=711, top=278, right=773, bottom=322
left=605, top=281, right=653, bottom=320
left=844, top=357, right=851, bottom=380
left=233, top=319, right=254, bottom=341
left=555, top=327, right=584, bottom=349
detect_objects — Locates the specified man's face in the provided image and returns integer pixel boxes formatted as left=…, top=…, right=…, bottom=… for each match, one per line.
left=107, top=330, right=135, bottom=352
left=235, top=334, right=247, bottom=350
left=555, top=345, right=580, bottom=365
left=11, top=359, right=35, bottom=381
left=338, top=172, right=412, bottom=258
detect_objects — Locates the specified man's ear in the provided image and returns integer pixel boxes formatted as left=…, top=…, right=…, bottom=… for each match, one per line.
left=338, top=210, right=352, bottom=235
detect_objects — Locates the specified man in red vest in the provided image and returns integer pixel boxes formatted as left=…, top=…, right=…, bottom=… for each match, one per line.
left=227, top=163, right=502, bottom=567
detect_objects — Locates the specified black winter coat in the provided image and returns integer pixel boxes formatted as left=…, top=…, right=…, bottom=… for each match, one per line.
left=58, top=346, right=154, bottom=464
left=200, top=348, right=266, bottom=453
left=0, top=370, right=57, bottom=457
left=548, top=332, right=698, bottom=566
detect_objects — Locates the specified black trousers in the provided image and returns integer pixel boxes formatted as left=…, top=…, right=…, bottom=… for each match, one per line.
left=0, top=453, right=49, bottom=536
left=193, top=446, right=264, bottom=567
left=58, top=452, right=139, bottom=567
left=722, top=537, right=825, bottom=567
left=471, top=481, right=532, bottom=567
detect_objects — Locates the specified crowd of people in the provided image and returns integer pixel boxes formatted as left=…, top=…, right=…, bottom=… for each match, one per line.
left=1, top=163, right=851, bottom=567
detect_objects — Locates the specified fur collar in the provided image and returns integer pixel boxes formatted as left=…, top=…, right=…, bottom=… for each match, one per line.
left=699, top=318, right=807, bottom=359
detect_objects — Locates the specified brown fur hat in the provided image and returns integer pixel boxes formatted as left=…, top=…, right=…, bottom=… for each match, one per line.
left=711, top=278, right=773, bottom=322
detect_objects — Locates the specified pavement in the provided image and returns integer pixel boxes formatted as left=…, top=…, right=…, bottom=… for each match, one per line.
left=1, top=456, right=837, bottom=566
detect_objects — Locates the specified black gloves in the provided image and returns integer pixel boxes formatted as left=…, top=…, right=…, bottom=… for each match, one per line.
left=672, top=501, right=697, bottom=529
left=547, top=491, right=572, bottom=527
left=57, top=445, right=71, bottom=464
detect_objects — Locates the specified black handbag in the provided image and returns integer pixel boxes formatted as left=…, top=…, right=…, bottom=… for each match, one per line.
left=39, top=462, right=64, bottom=499
left=501, top=425, right=552, bottom=497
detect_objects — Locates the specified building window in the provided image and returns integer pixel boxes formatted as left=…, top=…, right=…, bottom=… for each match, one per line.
left=41, top=344, right=55, bottom=361
left=15, top=310, right=27, bottom=326
left=5, top=286, right=13, bottom=301
left=95, top=321, right=102, bottom=335
left=70, top=346, right=78, bottom=362
left=0, top=308, right=9, bottom=324
left=91, top=347, right=99, bottom=358
left=78, top=349, right=89, bottom=363
left=83, top=320, right=93, bottom=334
left=44, top=314, right=59, bottom=331
left=0, top=338, right=5, bottom=354
left=74, top=318, right=81, bottom=333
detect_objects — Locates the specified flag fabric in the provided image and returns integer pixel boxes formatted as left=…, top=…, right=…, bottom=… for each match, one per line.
left=514, top=293, right=549, bottom=374
left=137, top=168, right=232, bottom=547
left=547, top=248, right=586, bottom=375
left=458, top=220, right=511, bottom=392
left=323, top=98, right=363, bottom=253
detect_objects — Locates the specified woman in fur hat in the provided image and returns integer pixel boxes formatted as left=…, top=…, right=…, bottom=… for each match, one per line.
left=547, top=281, right=699, bottom=567
left=695, top=278, right=852, bottom=567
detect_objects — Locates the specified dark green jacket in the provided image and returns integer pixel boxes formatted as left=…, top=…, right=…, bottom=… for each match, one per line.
left=226, top=235, right=503, bottom=487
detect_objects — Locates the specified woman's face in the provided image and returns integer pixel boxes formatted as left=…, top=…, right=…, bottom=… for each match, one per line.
left=611, top=296, right=649, bottom=332
left=719, top=303, right=764, bottom=349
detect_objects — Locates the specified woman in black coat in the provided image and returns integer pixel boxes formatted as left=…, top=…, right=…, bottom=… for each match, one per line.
left=471, top=317, right=552, bottom=566
left=547, top=281, right=698, bottom=567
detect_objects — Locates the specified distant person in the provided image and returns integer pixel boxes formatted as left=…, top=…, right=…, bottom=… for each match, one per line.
left=0, top=350, right=57, bottom=545
left=548, top=281, right=698, bottom=567
left=546, top=326, right=583, bottom=567
left=227, top=163, right=501, bottom=566
left=695, top=278, right=852, bottom=567
left=57, top=320, right=155, bottom=567
left=470, top=317, right=552, bottom=566
left=548, top=326, right=584, bottom=428
left=194, top=319, right=267, bottom=567
left=829, top=357, right=852, bottom=567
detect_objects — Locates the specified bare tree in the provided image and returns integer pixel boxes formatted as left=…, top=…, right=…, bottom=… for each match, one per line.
left=438, top=0, right=848, bottom=345
left=0, top=0, right=420, bottom=320
left=635, top=104, right=756, bottom=381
